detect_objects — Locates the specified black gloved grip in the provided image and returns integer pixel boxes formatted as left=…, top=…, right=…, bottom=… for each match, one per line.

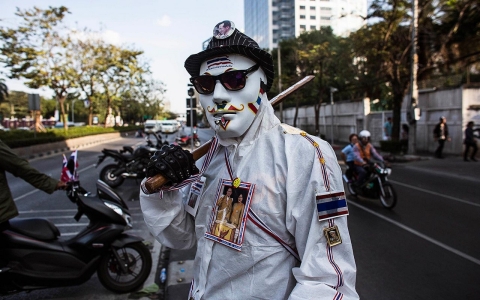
left=146, top=144, right=199, bottom=184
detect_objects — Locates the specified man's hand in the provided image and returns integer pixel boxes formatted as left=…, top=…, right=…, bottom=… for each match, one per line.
left=146, top=144, right=199, bottom=185
left=55, top=181, right=67, bottom=190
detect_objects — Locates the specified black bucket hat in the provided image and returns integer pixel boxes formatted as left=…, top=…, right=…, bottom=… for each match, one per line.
left=184, top=20, right=274, bottom=93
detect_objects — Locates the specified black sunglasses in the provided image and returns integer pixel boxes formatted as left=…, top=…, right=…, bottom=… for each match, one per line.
left=190, top=64, right=260, bottom=95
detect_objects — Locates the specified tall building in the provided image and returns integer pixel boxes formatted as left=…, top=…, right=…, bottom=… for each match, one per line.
left=245, top=0, right=368, bottom=50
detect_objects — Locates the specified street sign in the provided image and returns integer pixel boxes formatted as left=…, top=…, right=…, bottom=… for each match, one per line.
left=28, top=94, right=41, bottom=111
left=186, top=97, right=197, bottom=109
left=186, top=110, right=197, bottom=127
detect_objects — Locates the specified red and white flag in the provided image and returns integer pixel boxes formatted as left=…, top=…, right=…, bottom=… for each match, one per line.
left=61, top=151, right=79, bottom=182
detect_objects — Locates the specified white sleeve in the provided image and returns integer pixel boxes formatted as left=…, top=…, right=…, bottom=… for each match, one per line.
left=139, top=179, right=196, bottom=249
left=286, top=139, right=358, bottom=299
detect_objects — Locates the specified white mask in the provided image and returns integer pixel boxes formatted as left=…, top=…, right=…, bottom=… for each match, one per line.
left=198, top=54, right=267, bottom=138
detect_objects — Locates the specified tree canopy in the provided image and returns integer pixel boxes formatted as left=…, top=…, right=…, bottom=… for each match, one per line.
left=272, top=0, right=480, bottom=140
left=0, top=6, right=167, bottom=128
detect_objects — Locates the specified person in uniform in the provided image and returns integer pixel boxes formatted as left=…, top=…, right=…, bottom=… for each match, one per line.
left=215, top=187, right=233, bottom=222
left=229, top=193, right=245, bottom=228
left=140, top=20, right=358, bottom=299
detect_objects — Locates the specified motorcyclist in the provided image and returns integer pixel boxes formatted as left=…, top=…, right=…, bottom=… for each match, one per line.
left=353, top=130, right=384, bottom=187
left=341, top=133, right=358, bottom=180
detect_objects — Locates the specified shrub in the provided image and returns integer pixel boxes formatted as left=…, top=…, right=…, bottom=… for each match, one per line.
left=0, top=125, right=142, bottom=148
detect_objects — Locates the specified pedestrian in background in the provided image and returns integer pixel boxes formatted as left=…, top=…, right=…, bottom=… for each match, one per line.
left=383, top=117, right=392, bottom=140
left=433, top=116, right=450, bottom=158
left=463, top=121, right=478, bottom=162
left=400, top=123, right=409, bottom=154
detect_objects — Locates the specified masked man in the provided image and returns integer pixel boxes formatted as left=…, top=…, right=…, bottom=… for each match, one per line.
left=140, top=20, right=358, bottom=299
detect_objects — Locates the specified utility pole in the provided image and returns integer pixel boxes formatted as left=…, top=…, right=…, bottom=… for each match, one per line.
left=187, top=86, right=195, bottom=150
left=329, top=87, right=338, bottom=145
left=71, top=99, right=78, bottom=124
left=277, top=44, right=283, bottom=122
left=408, top=0, right=419, bottom=154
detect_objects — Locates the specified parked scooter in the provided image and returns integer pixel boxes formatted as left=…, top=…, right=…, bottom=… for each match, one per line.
left=343, top=161, right=397, bottom=209
left=95, top=132, right=168, bottom=188
left=175, top=128, right=201, bottom=148
left=0, top=179, right=152, bottom=295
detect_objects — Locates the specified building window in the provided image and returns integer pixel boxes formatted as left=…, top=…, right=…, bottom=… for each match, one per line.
left=310, top=25, right=316, bottom=30
left=310, top=6, right=315, bottom=10
left=273, top=39, right=278, bottom=43
left=300, top=15, right=306, bottom=19
left=310, top=15, right=316, bottom=20
left=321, top=7, right=332, bottom=10
left=300, top=25, right=306, bottom=29
left=300, top=5, right=305, bottom=9
left=320, top=16, right=330, bottom=20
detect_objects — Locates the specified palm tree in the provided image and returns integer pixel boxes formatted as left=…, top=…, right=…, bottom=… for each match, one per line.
left=0, top=79, right=8, bottom=103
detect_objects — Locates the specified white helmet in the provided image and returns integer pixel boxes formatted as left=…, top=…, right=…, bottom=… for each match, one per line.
left=358, top=130, right=371, bottom=139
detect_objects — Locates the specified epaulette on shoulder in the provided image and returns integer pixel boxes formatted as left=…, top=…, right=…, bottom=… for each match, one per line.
left=280, top=123, right=326, bottom=164
left=280, top=123, right=304, bottom=135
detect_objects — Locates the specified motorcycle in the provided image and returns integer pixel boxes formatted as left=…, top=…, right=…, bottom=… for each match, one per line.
left=343, top=161, right=397, bottom=209
left=175, top=131, right=201, bottom=148
left=0, top=179, right=152, bottom=295
left=95, top=132, right=167, bottom=188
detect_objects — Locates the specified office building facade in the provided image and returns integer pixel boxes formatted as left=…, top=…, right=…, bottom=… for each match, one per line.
left=245, top=0, right=368, bottom=50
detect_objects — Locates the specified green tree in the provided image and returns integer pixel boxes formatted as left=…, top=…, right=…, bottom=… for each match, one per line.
left=350, top=0, right=480, bottom=140
left=94, top=44, right=148, bottom=126
left=0, top=6, right=78, bottom=130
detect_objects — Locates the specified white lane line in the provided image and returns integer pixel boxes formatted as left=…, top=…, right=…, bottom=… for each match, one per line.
left=78, top=164, right=95, bottom=173
left=389, top=179, right=480, bottom=208
left=348, top=200, right=480, bottom=266
left=19, top=209, right=77, bottom=213
left=60, top=228, right=146, bottom=236
left=55, top=223, right=89, bottom=227
left=13, top=189, right=38, bottom=202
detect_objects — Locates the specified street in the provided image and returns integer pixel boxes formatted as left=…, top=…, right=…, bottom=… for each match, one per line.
left=348, top=158, right=480, bottom=299
left=3, top=129, right=479, bottom=299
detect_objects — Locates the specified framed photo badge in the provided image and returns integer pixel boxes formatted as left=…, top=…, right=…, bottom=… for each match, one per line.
left=204, top=178, right=255, bottom=251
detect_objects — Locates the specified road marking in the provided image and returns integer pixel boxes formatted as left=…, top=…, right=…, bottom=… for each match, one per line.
left=389, top=179, right=480, bottom=208
left=348, top=200, right=480, bottom=266
left=13, top=189, right=38, bottom=202
left=13, top=165, right=96, bottom=202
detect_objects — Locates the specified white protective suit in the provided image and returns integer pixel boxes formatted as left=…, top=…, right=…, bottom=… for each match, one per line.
left=140, top=92, right=358, bottom=299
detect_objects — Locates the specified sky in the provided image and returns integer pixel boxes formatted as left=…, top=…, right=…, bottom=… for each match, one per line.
left=0, top=0, right=245, bottom=113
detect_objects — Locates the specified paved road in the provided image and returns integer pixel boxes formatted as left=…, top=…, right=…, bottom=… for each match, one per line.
left=347, top=157, right=480, bottom=299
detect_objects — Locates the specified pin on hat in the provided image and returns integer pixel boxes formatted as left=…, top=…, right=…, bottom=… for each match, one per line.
left=185, top=20, right=275, bottom=93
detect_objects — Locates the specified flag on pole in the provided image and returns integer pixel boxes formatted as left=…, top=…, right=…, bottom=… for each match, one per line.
left=61, top=151, right=79, bottom=182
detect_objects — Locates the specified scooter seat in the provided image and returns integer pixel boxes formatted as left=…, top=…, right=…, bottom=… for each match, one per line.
left=8, top=218, right=60, bottom=241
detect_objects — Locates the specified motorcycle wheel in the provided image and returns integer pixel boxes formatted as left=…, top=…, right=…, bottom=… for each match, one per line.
left=97, top=242, right=152, bottom=293
left=99, top=164, right=125, bottom=188
left=379, top=182, right=397, bottom=209
left=194, top=139, right=201, bottom=147
left=347, top=182, right=357, bottom=197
